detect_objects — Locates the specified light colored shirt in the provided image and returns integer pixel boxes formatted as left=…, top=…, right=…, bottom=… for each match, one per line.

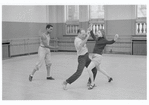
left=74, top=37, right=88, bottom=56
left=40, top=33, right=50, bottom=47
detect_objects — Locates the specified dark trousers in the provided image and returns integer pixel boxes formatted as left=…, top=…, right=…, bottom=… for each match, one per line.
left=66, top=53, right=97, bottom=84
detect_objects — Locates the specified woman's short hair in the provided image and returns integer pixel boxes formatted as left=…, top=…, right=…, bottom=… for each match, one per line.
left=99, top=29, right=106, bottom=38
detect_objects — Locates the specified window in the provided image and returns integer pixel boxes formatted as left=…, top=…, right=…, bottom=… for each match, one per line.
left=89, top=5, right=105, bottom=35
left=136, top=5, right=147, bottom=35
left=65, top=5, right=79, bottom=35
left=137, top=5, right=146, bottom=18
left=89, top=5, right=104, bottom=20
left=66, top=5, right=79, bottom=21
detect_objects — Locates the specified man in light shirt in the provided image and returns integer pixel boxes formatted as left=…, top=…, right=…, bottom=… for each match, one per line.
left=62, top=29, right=97, bottom=90
left=29, top=24, right=57, bottom=81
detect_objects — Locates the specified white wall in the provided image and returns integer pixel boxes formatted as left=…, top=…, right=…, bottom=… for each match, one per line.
left=105, top=5, right=136, bottom=20
left=47, top=5, right=65, bottom=23
left=2, top=5, right=48, bottom=23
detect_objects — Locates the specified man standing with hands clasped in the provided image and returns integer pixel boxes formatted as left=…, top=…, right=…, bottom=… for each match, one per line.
left=29, top=24, right=58, bottom=81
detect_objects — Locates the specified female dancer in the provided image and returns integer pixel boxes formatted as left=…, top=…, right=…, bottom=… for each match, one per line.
left=87, top=25, right=119, bottom=90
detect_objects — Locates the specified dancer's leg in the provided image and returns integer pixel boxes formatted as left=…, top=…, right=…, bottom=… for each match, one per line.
left=97, top=65, right=113, bottom=82
left=86, top=61, right=96, bottom=86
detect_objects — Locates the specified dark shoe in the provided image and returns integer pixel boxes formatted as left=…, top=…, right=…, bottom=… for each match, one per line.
left=47, top=76, right=55, bottom=80
left=62, top=81, right=68, bottom=90
left=29, top=75, right=33, bottom=82
left=108, top=77, right=113, bottom=82
left=88, top=84, right=95, bottom=90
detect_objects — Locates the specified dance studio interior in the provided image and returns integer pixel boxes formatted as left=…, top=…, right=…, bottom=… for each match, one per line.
left=2, top=5, right=147, bottom=100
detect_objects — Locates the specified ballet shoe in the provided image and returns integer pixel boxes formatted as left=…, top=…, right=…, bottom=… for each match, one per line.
left=88, top=84, right=95, bottom=90
left=108, top=77, right=113, bottom=82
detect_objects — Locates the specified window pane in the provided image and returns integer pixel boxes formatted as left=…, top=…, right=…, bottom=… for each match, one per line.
left=90, top=5, right=104, bottom=19
left=137, top=5, right=146, bottom=18
left=66, top=5, right=79, bottom=21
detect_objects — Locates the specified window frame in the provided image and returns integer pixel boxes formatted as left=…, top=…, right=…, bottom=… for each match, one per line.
left=135, top=5, right=147, bottom=35
left=89, top=5, right=105, bottom=22
left=65, top=5, right=79, bottom=36
left=88, top=5, right=105, bottom=37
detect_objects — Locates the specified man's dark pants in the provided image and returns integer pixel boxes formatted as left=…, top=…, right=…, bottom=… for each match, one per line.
left=66, top=53, right=97, bottom=84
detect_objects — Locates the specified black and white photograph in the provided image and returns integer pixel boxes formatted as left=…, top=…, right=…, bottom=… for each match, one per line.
left=1, top=0, right=148, bottom=103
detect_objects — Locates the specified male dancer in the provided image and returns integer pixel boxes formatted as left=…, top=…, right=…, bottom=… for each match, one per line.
left=29, top=24, right=57, bottom=81
left=62, top=29, right=97, bottom=90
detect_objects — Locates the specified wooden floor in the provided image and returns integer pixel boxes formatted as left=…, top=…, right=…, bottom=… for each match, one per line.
left=2, top=52, right=147, bottom=100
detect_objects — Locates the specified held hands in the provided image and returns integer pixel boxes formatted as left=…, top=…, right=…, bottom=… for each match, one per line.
left=86, top=30, right=91, bottom=38
left=86, top=24, right=93, bottom=38
left=49, top=45, right=59, bottom=49
left=114, top=34, right=119, bottom=41
left=87, top=24, right=93, bottom=32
